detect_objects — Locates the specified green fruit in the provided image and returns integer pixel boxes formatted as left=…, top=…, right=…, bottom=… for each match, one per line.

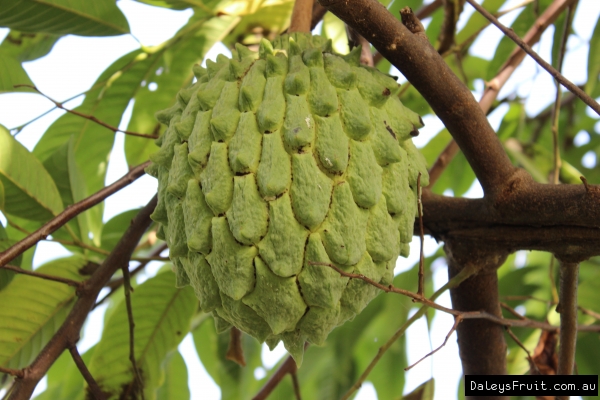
left=148, top=32, right=428, bottom=366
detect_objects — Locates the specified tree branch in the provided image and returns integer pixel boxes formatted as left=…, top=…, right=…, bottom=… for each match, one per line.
left=121, top=263, right=145, bottom=399
left=428, top=0, right=577, bottom=187
left=556, top=260, right=579, bottom=376
left=420, top=184, right=600, bottom=260
left=289, top=0, right=314, bottom=33
left=0, top=264, right=82, bottom=288
left=68, top=345, right=106, bottom=400
left=319, top=0, right=516, bottom=194
left=7, top=196, right=157, bottom=400
left=14, top=85, right=159, bottom=139
left=252, top=349, right=302, bottom=400
left=465, top=0, right=599, bottom=115
left=0, top=161, right=150, bottom=268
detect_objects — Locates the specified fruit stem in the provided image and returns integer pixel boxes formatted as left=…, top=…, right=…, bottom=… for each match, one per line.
left=289, top=0, right=314, bottom=33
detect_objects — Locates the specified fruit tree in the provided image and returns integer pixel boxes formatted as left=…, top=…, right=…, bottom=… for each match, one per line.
left=0, top=0, right=599, bottom=399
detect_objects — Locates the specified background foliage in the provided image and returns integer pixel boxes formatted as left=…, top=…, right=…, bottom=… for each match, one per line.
left=0, top=0, right=599, bottom=399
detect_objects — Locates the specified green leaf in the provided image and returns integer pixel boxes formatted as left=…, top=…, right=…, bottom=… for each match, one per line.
left=0, top=222, right=23, bottom=291
left=430, top=150, right=476, bottom=196
left=88, top=271, right=197, bottom=399
left=0, top=124, right=64, bottom=221
left=586, top=17, right=600, bottom=95
left=0, top=0, right=130, bottom=37
left=156, top=351, right=190, bottom=400
left=455, top=0, right=506, bottom=46
left=404, top=378, right=435, bottom=400
left=33, top=49, right=156, bottom=199
left=576, top=332, right=600, bottom=379
left=0, top=49, right=35, bottom=93
left=321, top=12, right=349, bottom=54
left=33, top=346, right=96, bottom=400
left=125, top=15, right=240, bottom=167
left=192, top=317, right=263, bottom=400
left=100, top=209, right=141, bottom=251
left=0, top=238, right=22, bottom=291
left=223, top=2, right=293, bottom=47
left=0, top=30, right=61, bottom=62
left=0, top=256, right=89, bottom=373
left=424, top=6, right=444, bottom=45
left=135, top=0, right=216, bottom=11
left=42, top=137, right=90, bottom=244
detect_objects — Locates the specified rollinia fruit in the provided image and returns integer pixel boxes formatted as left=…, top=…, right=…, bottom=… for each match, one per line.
left=146, top=33, right=429, bottom=366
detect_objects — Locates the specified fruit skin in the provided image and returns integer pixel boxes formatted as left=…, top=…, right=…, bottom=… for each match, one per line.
left=147, top=32, right=429, bottom=366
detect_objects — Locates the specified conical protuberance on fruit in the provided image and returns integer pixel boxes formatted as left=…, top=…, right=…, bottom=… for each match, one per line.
left=148, top=32, right=428, bottom=366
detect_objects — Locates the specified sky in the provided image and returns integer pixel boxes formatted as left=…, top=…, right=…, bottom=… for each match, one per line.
left=0, top=0, right=598, bottom=398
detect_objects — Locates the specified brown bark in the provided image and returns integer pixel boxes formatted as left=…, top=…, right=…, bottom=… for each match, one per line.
left=446, top=242, right=508, bottom=400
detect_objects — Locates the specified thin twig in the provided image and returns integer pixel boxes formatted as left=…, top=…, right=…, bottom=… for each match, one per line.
left=93, top=243, right=168, bottom=309
left=0, top=367, right=23, bottom=379
left=405, top=315, right=463, bottom=371
left=0, top=264, right=82, bottom=288
left=13, top=85, right=158, bottom=139
left=417, top=173, right=425, bottom=297
left=428, top=0, right=577, bottom=187
left=7, top=196, right=157, bottom=400
left=309, top=260, right=600, bottom=333
left=549, top=256, right=560, bottom=304
left=550, top=4, right=574, bottom=184
left=505, top=328, right=541, bottom=374
left=291, top=371, right=302, bottom=400
left=580, top=176, right=591, bottom=193
left=465, top=0, right=599, bottom=115
left=557, top=260, right=579, bottom=375
left=68, top=344, right=106, bottom=400
left=121, top=264, right=145, bottom=399
left=500, top=302, right=527, bottom=320
left=578, top=306, right=600, bottom=320
left=341, top=264, right=480, bottom=400
left=0, top=161, right=150, bottom=268
left=252, top=348, right=304, bottom=400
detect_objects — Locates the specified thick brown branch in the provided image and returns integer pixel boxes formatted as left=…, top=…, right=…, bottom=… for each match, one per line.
left=68, top=345, right=106, bottom=400
left=373, top=0, right=443, bottom=65
left=556, top=261, right=579, bottom=376
left=465, top=0, right=599, bottom=115
left=0, top=264, right=82, bottom=288
left=289, top=0, right=314, bottom=33
left=420, top=184, right=600, bottom=260
left=0, top=161, right=150, bottom=268
left=14, top=85, right=159, bottom=139
left=319, top=0, right=516, bottom=194
left=7, top=196, right=157, bottom=400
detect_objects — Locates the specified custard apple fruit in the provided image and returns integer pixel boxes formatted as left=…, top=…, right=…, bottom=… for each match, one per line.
left=146, top=32, right=429, bottom=366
